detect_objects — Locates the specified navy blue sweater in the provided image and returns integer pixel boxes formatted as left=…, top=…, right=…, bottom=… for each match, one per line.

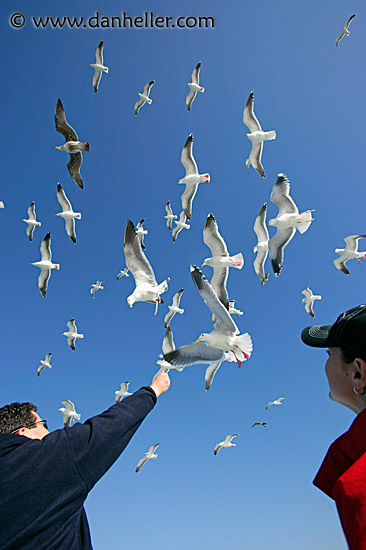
left=0, top=387, right=157, bottom=549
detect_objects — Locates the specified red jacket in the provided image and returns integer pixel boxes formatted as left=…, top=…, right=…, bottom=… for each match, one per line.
left=314, top=408, right=366, bottom=549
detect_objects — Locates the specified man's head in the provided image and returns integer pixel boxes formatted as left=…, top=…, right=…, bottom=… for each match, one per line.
left=301, top=304, right=366, bottom=412
left=0, top=402, right=49, bottom=439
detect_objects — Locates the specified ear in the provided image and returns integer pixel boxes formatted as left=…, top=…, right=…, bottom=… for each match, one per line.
left=352, top=358, right=366, bottom=394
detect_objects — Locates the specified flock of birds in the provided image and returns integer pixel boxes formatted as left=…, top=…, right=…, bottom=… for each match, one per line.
left=6, top=14, right=364, bottom=472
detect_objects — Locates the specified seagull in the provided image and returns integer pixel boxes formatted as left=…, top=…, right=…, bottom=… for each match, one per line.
left=268, top=173, right=315, bottom=277
left=117, top=268, right=129, bottom=279
left=22, top=202, right=41, bottom=242
left=30, top=233, right=60, bottom=297
left=202, top=213, right=244, bottom=270
left=164, top=201, right=177, bottom=231
left=0, top=201, right=4, bottom=208
left=37, top=353, right=52, bottom=377
left=124, top=220, right=170, bottom=314
left=333, top=235, right=366, bottom=275
left=253, top=203, right=270, bottom=286
left=90, top=281, right=104, bottom=299
left=115, top=382, right=132, bottom=402
left=136, top=219, right=148, bottom=250
left=58, top=400, right=81, bottom=427
left=243, top=90, right=276, bottom=178
left=135, top=444, right=159, bottom=472
left=336, top=14, right=356, bottom=47
left=251, top=422, right=268, bottom=428
left=54, top=99, right=89, bottom=189
left=164, top=288, right=184, bottom=328
left=90, top=40, right=109, bottom=93
left=186, top=61, right=204, bottom=112
left=55, top=183, right=81, bottom=243
left=179, top=134, right=210, bottom=221
left=155, top=326, right=185, bottom=378
left=172, top=211, right=190, bottom=243
left=192, top=267, right=253, bottom=367
left=301, top=287, right=322, bottom=317
left=214, top=434, right=238, bottom=456
left=228, top=300, right=243, bottom=318
left=134, top=81, right=155, bottom=116
left=265, top=397, right=287, bottom=410
left=63, top=318, right=84, bottom=351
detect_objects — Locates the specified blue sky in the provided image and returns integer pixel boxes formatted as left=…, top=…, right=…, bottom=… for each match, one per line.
left=1, top=1, right=365, bottom=548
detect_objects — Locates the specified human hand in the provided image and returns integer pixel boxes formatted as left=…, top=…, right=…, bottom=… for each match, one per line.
left=150, top=372, right=170, bottom=397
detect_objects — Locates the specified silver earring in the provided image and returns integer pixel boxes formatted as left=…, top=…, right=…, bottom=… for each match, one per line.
left=353, top=385, right=366, bottom=396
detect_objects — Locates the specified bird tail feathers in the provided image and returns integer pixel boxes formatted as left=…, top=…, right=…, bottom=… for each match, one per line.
left=231, top=253, right=244, bottom=268
left=296, top=211, right=314, bottom=234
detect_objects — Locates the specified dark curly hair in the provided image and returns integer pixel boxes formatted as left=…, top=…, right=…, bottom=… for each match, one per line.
left=0, top=402, right=38, bottom=434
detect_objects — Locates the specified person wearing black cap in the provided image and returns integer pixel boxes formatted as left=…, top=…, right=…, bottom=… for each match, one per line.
left=301, top=304, right=366, bottom=550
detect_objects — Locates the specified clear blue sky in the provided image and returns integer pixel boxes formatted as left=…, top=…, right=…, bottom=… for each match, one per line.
left=1, top=1, right=365, bottom=548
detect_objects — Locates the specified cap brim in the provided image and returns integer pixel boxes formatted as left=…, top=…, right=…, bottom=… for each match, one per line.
left=301, top=324, right=337, bottom=348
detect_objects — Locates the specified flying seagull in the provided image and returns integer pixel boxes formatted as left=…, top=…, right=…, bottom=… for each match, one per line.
left=58, top=400, right=81, bottom=427
left=336, top=14, right=356, bottom=47
left=115, top=382, right=132, bottom=402
left=30, top=233, right=60, bottom=297
left=179, top=134, right=210, bottom=220
left=186, top=61, right=204, bottom=112
left=301, top=287, right=322, bottom=317
left=124, top=220, right=170, bottom=313
left=62, top=318, right=84, bottom=351
left=251, top=422, right=268, bottom=428
left=214, top=434, right=238, bottom=456
left=117, top=268, right=129, bottom=279
left=55, top=182, right=81, bottom=243
left=164, top=288, right=184, bottom=328
left=135, top=444, right=159, bottom=472
left=164, top=201, right=177, bottom=231
left=37, top=353, right=52, bottom=377
left=172, top=211, right=190, bottom=243
left=333, top=235, right=366, bottom=275
left=253, top=203, right=270, bottom=286
left=268, top=173, right=314, bottom=276
left=90, top=40, right=109, bottom=93
left=134, top=81, right=155, bottom=116
left=54, top=98, right=90, bottom=189
left=22, top=202, right=41, bottom=242
left=202, top=213, right=244, bottom=270
left=90, top=281, right=104, bottom=299
left=243, top=90, right=276, bottom=178
left=265, top=397, right=287, bottom=410
left=136, top=218, right=148, bottom=250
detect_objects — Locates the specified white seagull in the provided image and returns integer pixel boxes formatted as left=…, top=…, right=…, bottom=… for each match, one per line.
left=90, top=40, right=109, bottom=93
left=124, top=220, right=170, bottom=314
left=135, top=444, right=159, bottom=472
left=58, top=400, right=81, bottom=427
left=301, top=287, right=322, bottom=317
left=253, top=203, right=270, bottom=286
left=30, top=233, right=60, bottom=297
left=243, top=90, right=276, bottom=178
left=202, top=213, right=244, bottom=271
left=136, top=218, right=148, bottom=250
left=172, top=211, right=190, bottom=243
left=164, top=288, right=184, bottom=328
left=115, top=382, right=132, bottom=402
left=55, top=182, right=81, bottom=244
left=333, top=235, right=366, bottom=275
left=268, top=173, right=314, bottom=277
left=336, top=14, right=356, bottom=47
left=266, top=397, right=287, bottom=410
left=179, top=134, right=210, bottom=220
left=214, top=434, right=238, bottom=456
left=37, top=353, right=52, bottom=377
left=134, top=81, right=155, bottom=116
left=117, top=268, right=129, bottom=279
left=164, top=201, right=177, bottom=231
left=63, top=319, right=84, bottom=351
left=55, top=99, right=90, bottom=189
left=22, top=202, right=41, bottom=242
left=186, top=61, right=204, bottom=112
left=90, top=281, right=104, bottom=299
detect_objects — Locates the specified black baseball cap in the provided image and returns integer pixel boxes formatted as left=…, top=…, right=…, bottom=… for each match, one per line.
left=301, top=304, right=366, bottom=357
